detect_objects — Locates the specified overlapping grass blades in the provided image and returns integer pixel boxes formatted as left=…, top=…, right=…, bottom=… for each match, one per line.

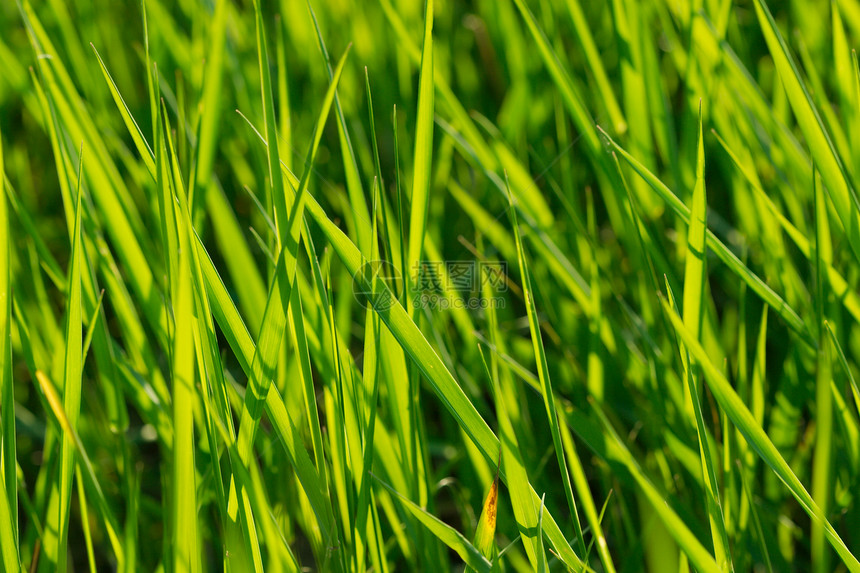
left=2, top=0, right=860, bottom=570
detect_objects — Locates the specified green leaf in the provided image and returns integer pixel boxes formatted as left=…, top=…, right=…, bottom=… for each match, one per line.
left=407, top=0, right=435, bottom=274
left=0, top=121, right=20, bottom=573
left=752, top=0, right=860, bottom=264
left=660, top=298, right=860, bottom=572
left=676, top=103, right=732, bottom=571
left=372, top=473, right=492, bottom=573
left=506, top=175, right=587, bottom=559
left=53, top=150, right=84, bottom=573
left=602, top=127, right=813, bottom=347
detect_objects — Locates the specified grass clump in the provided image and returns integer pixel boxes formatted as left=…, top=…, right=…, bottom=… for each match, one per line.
left=1, top=0, right=860, bottom=571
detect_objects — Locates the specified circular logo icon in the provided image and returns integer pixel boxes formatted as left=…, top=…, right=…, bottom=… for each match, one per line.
left=352, top=260, right=402, bottom=311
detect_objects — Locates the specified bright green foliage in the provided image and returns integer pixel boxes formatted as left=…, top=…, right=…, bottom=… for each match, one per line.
left=1, top=0, right=860, bottom=571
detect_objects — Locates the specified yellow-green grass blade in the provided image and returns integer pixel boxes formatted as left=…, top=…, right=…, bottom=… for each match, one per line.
left=52, top=152, right=84, bottom=573
left=253, top=144, right=585, bottom=568
left=585, top=187, right=604, bottom=402
left=612, top=0, right=659, bottom=213
left=377, top=3, right=555, bottom=232
left=164, top=104, right=262, bottom=569
left=35, top=371, right=124, bottom=566
left=155, top=98, right=179, bottom=298
left=602, top=128, right=813, bottom=346
left=227, top=45, right=350, bottom=544
left=826, top=322, right=860, bottom=420
left=355, top=177, right=384, bottom=569
left=407, top=0, right=435, bottom=276
left=852, top=49, right=860, bottom=176
left=251, top=0, right=289, bottom=251
left=173, top=141, right=250, bottom=567
left=506, top=175, right=587, bottom=559
left=302, top=193, right=583, bottom=569
left=159, top=108, right=202, bottom=573
left=288, top=267, right=329, bottom=487
left=660, top=299, right=860, bottom=572
left=793, top=35, right=852, bottom=177
left=812, top=171, right=834, bottom=573
left=562, top=0, right=625, bottom=133
left=275, top=13, right=291, bottom=172
left=711, top=129, right=860, bottom=325
left=666, top=278, right=732, bottom=571
left=752, top=0, right=860, bottom=264
left=196, top=231, right=337, bottom=544
left=372, top=473, right=492, bottom=572
left=90, top=43, right=156, bottom=179
left=141, top=0, right=156, bottom=138
left=191, top=0, right=228, bottom=201
left=478, top=340, right=545, bottom=570
left=306, top=0, right=371, bottom=256
left=0, top=127, right=20, bottom=572
left=322, top=271, right=356, bottom=571
left=830, top=2, right=860, bottom=175
left=74, top=464, right=96, bottom=573
left=676, top=104, right=732, bottom=571
left=559, top=408, right=617, bottom=573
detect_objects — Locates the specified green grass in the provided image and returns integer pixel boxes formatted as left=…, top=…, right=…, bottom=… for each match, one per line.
left=2, top=0, right=860, bottom=571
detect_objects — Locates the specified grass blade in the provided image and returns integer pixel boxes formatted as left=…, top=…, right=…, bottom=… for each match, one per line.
left=0, top=121, right=19, bottom=573
left=676, top=103, right=732, bottom=571
left=407, top=0, right=435, bottom=275
left=660, top=298, right=860, bottom=572
left=372, top=473, right=492, bottom=572
left=52, top=150, right=84, bottom=573
left=506, top=175, right=587, bottom=559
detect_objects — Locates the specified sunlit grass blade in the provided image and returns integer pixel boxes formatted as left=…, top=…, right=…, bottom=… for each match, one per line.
left=812, top=170, right=834, bottom=573
left=477, top=345, right=541, bottom=569
left=90, top=43, right=156, bottom=179
left=51, top=150, right=84, bottom=573
left=0, top=126, right=19, bottom=573
left=559, top=408, right=616, bottom=573
left=372, top=473, right=491, bottom=572
left=407, top=0, right=435, bottom=275
left=660, top=298, right=860, bottom=572
left=159, top=105, right=203, bottom=573
left=562, top=0, right=625, bottom=132
left=227, top=44, right=351, bottom=555
left=191, top=0, right=227, bottom=203
left=251, top=0, right=288, bottom=249
left=74, top=465, right=96, bottom=573
left=601, top=127, right=813, bottom=346
left=505, top=174, right=586, bottom=559
left=674, top=103, right=732, bottom=571
left=306, top=0, right=371, bottom=256
left=751, top=0, right=860, bottom=264
left=826, top=322, right=860, bottom=419
left=35, top=370, right=124, bottom=566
